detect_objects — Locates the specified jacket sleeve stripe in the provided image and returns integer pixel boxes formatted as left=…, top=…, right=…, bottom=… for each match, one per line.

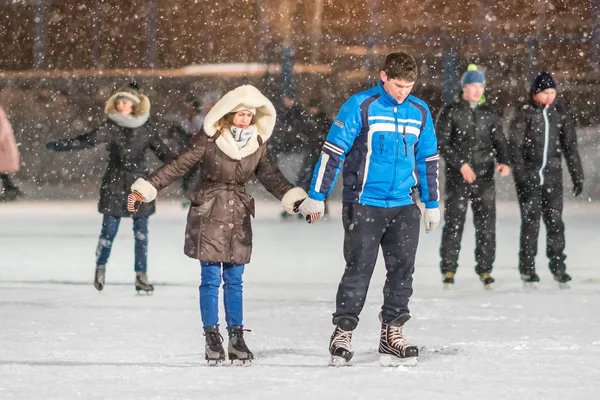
left=314, top=153, right=330, bottom=193
left=323, top=141, right=344, bottom=155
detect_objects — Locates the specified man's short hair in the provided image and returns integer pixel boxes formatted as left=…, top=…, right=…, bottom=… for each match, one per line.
left=382, top=52, right=418, bottom=82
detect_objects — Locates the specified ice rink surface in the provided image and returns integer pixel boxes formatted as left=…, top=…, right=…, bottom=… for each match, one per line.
left=1, top=200, right=600, bottom=399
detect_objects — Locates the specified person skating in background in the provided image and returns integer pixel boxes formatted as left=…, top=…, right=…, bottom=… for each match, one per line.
left=269, top=94, right=310, bottom=219
left=436, top=65, right=510, bottom=289
left=126, top=85, right=307, bottom=365
left=298, top=52, right=440, bottom=367
left=296, top=98, right=330, bottom=218
left=508, top=72, right=584, bottom=287
left=46, top=83, right=177, bottom=294
left=0, top=105, right=24, bottom=201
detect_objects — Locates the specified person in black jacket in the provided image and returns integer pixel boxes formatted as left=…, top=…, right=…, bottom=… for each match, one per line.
left=46, top=83, right=177, bottom=293
left=296, top=99, right=330, bottom=217
left=436, top=65, right=510, bottom=288
left=508, top=72, right=584, bottom=286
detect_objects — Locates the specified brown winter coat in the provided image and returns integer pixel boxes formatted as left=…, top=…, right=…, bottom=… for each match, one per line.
left=144, top=85, right=306, bottom=264
left=0, top=106, right=19, bottom=173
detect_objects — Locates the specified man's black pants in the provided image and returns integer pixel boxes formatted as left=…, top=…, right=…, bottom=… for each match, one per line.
left=333, top=203, right=421, bottom=327
left=516, top=182, right=566, bottom=275
left=440, top=175, right=496, bottom=275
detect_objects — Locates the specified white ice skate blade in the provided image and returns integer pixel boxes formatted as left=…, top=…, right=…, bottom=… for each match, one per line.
left=522, top=282, right=538, bottom=290
left=379, top=354, right=417, bottom=367
left=206, top=359, right=223, bottom=367
left=230, top=359, right=252, bottom=367
left=328, top=356, right=350, bottom=367
left=443, top=283, right=453, bottom=290
left=136, top=290, right=154, bottom=296
left=483, top=284, right=493, bottom=291
left=557, top=282, right=570, bottom=289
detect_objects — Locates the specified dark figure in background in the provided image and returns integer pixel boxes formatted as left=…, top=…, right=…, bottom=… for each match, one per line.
left=269, top=95, right=310, bottom=219
left=46, top=83, right=177, bottom=293
left=296, top=99, right=330, bottom=218
left=436, top=65, right=510, bottom=290
left=509, top=72, right=584, bottom=287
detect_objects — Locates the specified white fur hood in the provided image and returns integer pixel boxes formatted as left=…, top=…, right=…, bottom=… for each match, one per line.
left=203, top=84, right=276, bottom=143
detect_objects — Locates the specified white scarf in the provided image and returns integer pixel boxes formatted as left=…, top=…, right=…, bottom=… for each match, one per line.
left=230, top=125, right=256, bottom=149
left=107, top=112, right=149, bottom=128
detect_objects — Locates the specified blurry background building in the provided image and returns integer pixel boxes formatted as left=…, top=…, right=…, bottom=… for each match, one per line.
left=0, top=0, right=599, bottom=199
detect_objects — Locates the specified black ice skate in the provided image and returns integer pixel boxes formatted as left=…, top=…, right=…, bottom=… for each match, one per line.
left=553, top=271, right=572, bottom=289
left=135, top=272, right=154, bottom=294
left=442, top=272, right=455, bottom=290
left=204, top=326, right=225, bottom=366
left=378, top=314, right=418, bottom=367
left=521, top=272, right=540, bottom=289
left=328, top=325, right=354, bottom=366
left=94, top=265, right=106, bottom=291
left=479, top=273, right=495, bottom=290
left=227, top=327, right=253, bottom=366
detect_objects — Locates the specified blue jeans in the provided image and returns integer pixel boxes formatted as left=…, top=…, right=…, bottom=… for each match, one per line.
left=199, top=262, right=245, bottom=328
left=95, top=215, right=149, bottom=272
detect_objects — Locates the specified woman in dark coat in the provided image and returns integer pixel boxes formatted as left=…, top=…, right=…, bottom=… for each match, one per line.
left=46, top=84, right=176, bottom=293
left=127, top=85, right=307, bottom=365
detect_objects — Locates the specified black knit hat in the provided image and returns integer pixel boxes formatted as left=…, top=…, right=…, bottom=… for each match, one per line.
left=531, top=72, right=556, bottom=94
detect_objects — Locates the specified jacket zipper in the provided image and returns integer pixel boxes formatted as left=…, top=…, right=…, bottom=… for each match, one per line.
left=389, top=105, right=399, bottom=199
left=539, top=105, right=550, bottom=185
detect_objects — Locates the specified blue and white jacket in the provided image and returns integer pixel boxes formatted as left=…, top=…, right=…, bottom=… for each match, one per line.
left=308, top=81, right=439, bottom=209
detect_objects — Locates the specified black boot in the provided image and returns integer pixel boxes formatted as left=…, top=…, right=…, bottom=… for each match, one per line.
left=378, top=313, right=418, bottom=367
left=553, top=271, right=572, bottom=288
left=442, top=271, right=455, bottom=290
left=204, top=326, right=225, bottom=365
left=227, top=326, right=253, bottom=365
left=94, top=265, right=106, bottom=291
left=521, top=271, right=540, bottom=288
left=329, top=316, right=357, bottom=366
left=135, top=272, right=154, bottom=294
left=479, top=272, right=495, bottom=289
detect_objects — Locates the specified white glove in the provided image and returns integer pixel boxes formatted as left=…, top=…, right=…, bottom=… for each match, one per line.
left=298, top=197, right=325, bottom=223
left=424, top=208, right=440, bottom=234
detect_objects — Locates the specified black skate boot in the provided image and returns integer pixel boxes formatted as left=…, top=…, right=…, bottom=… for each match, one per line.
left=521, top=271, right=540, bottom=289
left=94, top=265, right=106, bottom=291
left=135, top=272, right=154, bottom=294
left=227, top=326, right=253, bottom=366
left=442, top=272, right=455, bottom=290
left=553, top=271, right=572, bottom=289
left=479, top=273, right=495, bottom=290
left=378, top=314, right=418, bottom=367
left=204, top=326, right=225, bottom=366
left=329, top=316, right=357, bottom=366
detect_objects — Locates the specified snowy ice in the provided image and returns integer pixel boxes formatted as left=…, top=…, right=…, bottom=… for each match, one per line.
left=1, top=200, right=599, bottom=399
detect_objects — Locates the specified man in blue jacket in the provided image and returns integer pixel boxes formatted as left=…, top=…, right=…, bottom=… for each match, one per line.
left=299, top=52, right=440, bottom=367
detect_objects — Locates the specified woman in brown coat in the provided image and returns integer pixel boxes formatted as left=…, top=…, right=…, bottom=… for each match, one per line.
left=127, top=85, right=307, bottom=365
left=0, top=105, right=23, bottom=201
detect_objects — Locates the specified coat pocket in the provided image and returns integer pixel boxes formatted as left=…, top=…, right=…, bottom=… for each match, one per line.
left=191, top=197, right=216, bottom=217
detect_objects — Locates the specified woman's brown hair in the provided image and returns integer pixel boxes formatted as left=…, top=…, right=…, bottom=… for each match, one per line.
left=217, top=112, right=256, bottom=131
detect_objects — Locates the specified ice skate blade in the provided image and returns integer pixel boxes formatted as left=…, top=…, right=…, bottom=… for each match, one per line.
left=329, top=355, right=351, bottom=367
left=206, top=359, right=224, bottom=367
left=557, top=282, right=570, bottom=289
left=522, top=282, right=538, bottom=290
left=443, top=283, right=453, bottom=290
left=136, top=289, right=154, bottom=295
left=230, top=359, right=252, bottom=367
left=483, top=284, right=493, bottom=291
left=379, top=354, right=418, bottom=367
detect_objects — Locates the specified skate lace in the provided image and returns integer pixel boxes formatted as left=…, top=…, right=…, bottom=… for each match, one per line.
left=204, top=330, right=224, bottom=346
left=331, top=327, right=352, bottom=350
left=387, top=325, right=408, bottom=348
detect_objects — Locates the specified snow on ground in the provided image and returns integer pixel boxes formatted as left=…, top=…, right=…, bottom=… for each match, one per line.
left=1, top=200, right=600, bottom=399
